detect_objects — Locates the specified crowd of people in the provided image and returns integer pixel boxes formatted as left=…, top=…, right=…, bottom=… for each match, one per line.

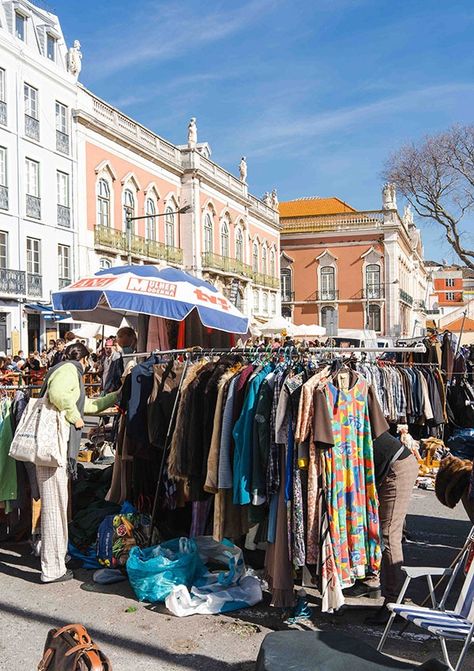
left=0, top=326, right=137, bottom=392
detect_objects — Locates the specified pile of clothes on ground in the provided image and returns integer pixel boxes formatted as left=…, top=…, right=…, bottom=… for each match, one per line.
left=68, top=465, right=262, bottom=616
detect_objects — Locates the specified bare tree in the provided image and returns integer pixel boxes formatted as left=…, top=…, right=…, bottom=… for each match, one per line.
left=384, top=125, right=474, bottom=269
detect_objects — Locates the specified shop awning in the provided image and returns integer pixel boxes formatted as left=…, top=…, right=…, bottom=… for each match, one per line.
left=24, top=303, right=71, bottom=321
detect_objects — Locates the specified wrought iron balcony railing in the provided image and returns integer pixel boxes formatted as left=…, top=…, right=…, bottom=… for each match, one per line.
left=56, top=130, right=69, bottom=154
left=281, top=291, right=295, bottom=302
left=399, top=289, right=414, bottom=306
left=26, top=194, right=41, bottom=219
left=25, top=114, right=39, bottom=141
left=0, top=268, right=26, bottom=295
left=57, top=204, right=71, bottom=227
left=252, top=272, right=279, bottom=289
left=316, top=289, right=339, bottom=301
left=27, top=273, right=42, bottom=297
left=362, top=286, right=385, bottom=299
left=0, top=101, right=6, bottom=126
left=0, top=185, right=8, bottom=210
left=201, top=252, right=253, bottom=278
left=94, top=225, right=183, bottom=264
left=58, top=277, right=71, bottom=289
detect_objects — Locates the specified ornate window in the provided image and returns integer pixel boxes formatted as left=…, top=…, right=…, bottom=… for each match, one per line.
left=320, top=266, right=336, bottom=300
left=321, top=305, right=336, bottom=329
left=204, top=213, right=213, bottom=254
left=145, top=198, right=156, bottom=241
left=235, top=228, right=243, bottom=262
left=97, top=179, right=110, bottom=228
left=262, top=246, right=267, bottom=275
left=252, top=242, right=259, bottom=272
left=99, top=257, right=112, bottom=270
left=270, top=249, right=276, bottom=277
left=263, top=292, right=269, bottom=315
left=253, top=289, right=259, bottom=313
left=123, top=189, right=135, bottom=230
left=221, top=220, right=230, bottom=258
left=366, top=263, right=381, bottom=299
left=281, top=268, right=292, bottom=302
left=271, top=293, right=276, bottom=316
left=367, top=304, right=381, bottom=331
left=165, top=206, right=175, bottom=247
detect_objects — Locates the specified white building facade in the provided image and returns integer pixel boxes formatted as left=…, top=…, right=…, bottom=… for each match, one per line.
left=0, top=0, right=79, bottom=353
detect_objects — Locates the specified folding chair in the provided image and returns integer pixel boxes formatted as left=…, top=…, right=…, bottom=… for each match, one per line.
left=378, top=526, right=474, bottom=671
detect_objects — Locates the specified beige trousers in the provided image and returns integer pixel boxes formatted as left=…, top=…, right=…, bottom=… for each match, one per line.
left=37, top=465, right=68, bottom=582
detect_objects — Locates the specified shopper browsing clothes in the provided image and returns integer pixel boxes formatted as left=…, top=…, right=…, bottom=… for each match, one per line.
left=37, top=342, right=119, bottom=583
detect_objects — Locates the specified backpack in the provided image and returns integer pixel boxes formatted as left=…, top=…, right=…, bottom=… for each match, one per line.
left=38, top=624, right=112, bottom=670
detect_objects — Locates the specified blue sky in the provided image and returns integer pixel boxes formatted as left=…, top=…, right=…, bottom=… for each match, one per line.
left=56, top=0, right=474, bottom=262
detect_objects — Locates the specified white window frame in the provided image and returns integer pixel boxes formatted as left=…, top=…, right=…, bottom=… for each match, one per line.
left=0, top=231, right=8, bottom=269
left=263, top=292, right=269, bottom=315
left=204, top=213, right=213, bottom=254
left=15, top=12, right=26, bottom=41
left=55, top=101, right=68, bottom=134
left=253, top=290, right=259, bottom=313
left=221, top=219, right=230, bottom=258
left=56, top=171, right=69, bottom=207
left=0, top=147, right=6, bottom=187
left=262, top=245, right=267, bottom=275
left=321, top=305, right=336, bottom=329
left=320, top=266, right=335, bottom=299
left=366, top=263, right=381, bottom=298
left=24, top=83, right=38, bottom=119
left=27, top=237, right=41, bottom=275
left=165, top=206, right=175, bottom=247
left=446, top=291, right=455, bottom=301
left=235, top=228, right=243, bottom=262
left=97, top=179, right=110, bottom=228
left=46, top=33, right=56, bottom=61
left=446, top=278, right=455, bottom=288
left=25, top=158, right=39, bottom=197
left=270, top=249, right=276, bottom=277
left=271, top=293, right=276, bottom=316
left=123, top=188, right=135, bottom=231
left=367, top=304, right=381, bottom=332
left=0, top=68, right=5, bottom=102
left=281, top=268, right=292, bottom=300
left=145, top=198, right=156, bottom=241
left=252, top=242, right=259, bottom=272
left=58, top=244, right=71, bottom=280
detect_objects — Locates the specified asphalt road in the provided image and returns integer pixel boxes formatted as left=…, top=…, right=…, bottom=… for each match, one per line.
left=0, top=488, right=472, bottom=670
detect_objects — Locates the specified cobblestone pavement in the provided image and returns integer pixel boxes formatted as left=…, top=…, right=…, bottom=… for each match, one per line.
left=0, top=488, right=472, bottom=670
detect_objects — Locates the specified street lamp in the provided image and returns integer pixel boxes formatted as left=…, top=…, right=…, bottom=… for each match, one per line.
left=365, top=279, right=399, bottom=331
left=125, top=205, right=192, bottom=265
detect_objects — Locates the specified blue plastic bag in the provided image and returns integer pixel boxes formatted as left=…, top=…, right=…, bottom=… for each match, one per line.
left=126, top=537, right=206, bottom=603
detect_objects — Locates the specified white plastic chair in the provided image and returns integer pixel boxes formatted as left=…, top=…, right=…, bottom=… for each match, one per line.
left=378, top=526, right=474, bottom=671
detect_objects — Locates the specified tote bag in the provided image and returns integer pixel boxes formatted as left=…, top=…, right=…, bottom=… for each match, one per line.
left=9, top=395, right=69, bottom=468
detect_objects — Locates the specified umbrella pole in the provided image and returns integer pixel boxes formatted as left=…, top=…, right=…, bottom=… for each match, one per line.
left=147, top=354, right=191, bottom=546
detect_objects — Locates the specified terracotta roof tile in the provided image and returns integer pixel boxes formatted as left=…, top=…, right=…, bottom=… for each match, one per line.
left=279, top=197, right=357, bottom=217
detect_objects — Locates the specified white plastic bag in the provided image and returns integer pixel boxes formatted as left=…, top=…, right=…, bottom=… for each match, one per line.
left=166, top=575, right=262, bottom=617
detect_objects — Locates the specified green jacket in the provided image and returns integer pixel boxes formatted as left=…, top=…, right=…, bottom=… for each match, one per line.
left=47, top=362, right=118, bottom=424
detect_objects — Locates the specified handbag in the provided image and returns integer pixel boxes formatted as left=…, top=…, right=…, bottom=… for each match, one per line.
left=38, top=624, right=112, bottom=670
left=9, top=394, right=69, bottom=468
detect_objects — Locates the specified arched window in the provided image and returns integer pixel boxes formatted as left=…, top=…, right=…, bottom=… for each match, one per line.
left=145, top=198, right=156, bottom=241
left=262, top=246, right=267, bottom=275
left=263, top=292, right=269, bottom=315
left=221, top=220, right=230, bottom=258
left=253, top=289, right=259, bottom=313
left=366, top=263, right=381, bottom=299
left=99, top=257, right=112, bottom=270
left=252, top=242, right=259, bottom=272
left=281, top=268, right=292, bottom=302
left=235, top=290, right=243, bottom=311
left=204, top=213, right=213, bottom=254
left=165, top=206, right=175, bottom=247
left=271, top=293, right=276, bottom=316
left=270, top=249, right=276, bottom=277
left=320, top=266, right=335, bottom=300
left=97, top=179, right=110, bottom=228
left=235, top=228, right=243, bottom=262
left=123, top=189, right=135, bottom=231
left=321, top=305, right=336, bottom=329
left=367, top=304, right=381, bottom=332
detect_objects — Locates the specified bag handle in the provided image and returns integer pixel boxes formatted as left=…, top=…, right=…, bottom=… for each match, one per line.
left=53, top=623, right=91, bottom=645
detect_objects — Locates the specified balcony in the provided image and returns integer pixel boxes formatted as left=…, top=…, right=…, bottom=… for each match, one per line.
left=281, top=291, right=295, bottom=303
left=0, top=185, right=8, bottom=210
left=399, top=289, right=414, bottom=306
left=252, top=272, right=279, bottom=289
left=58, top=277, right=71, bottom=289
left=57, top=204, right=71, bottom=227
left=94, top=225, right=183, bottom=265
left=27, top=273, right=42, bottom=297
left=202, top=252, right=253, bottom=278
left=362, top=286, right=385, bottom=299
left=0, top=100, right=6, bottom=126
left=0, top=268, right=26, bottom=296
left=316, top=289, right=339, bottom=301
left=25, top=114, right=39, bottom=141
left=26, top=194, right=41, bottom=219
left=56, top=130, right=69, bottom=154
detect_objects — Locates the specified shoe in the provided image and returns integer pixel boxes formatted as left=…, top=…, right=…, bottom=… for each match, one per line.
left=345, top=581, right=381, bottom=599
left=365, top=604, right=392, bottom=626
left=41, top=569, right=74, bottom=584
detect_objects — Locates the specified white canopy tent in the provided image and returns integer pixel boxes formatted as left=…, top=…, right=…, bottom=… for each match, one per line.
left=260, top=315, right=296, bottom=336
left=292, top=323, right=326, bottom=339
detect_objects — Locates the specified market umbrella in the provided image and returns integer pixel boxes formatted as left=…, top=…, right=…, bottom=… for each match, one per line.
left=52, top=265, right=249, bottom=335
left=260, top=315, right=296, bottom=335
left=292, top=323, right=326, bottom=338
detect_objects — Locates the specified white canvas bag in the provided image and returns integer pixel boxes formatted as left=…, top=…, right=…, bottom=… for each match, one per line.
left=9, top=394, right=69, bottom=468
